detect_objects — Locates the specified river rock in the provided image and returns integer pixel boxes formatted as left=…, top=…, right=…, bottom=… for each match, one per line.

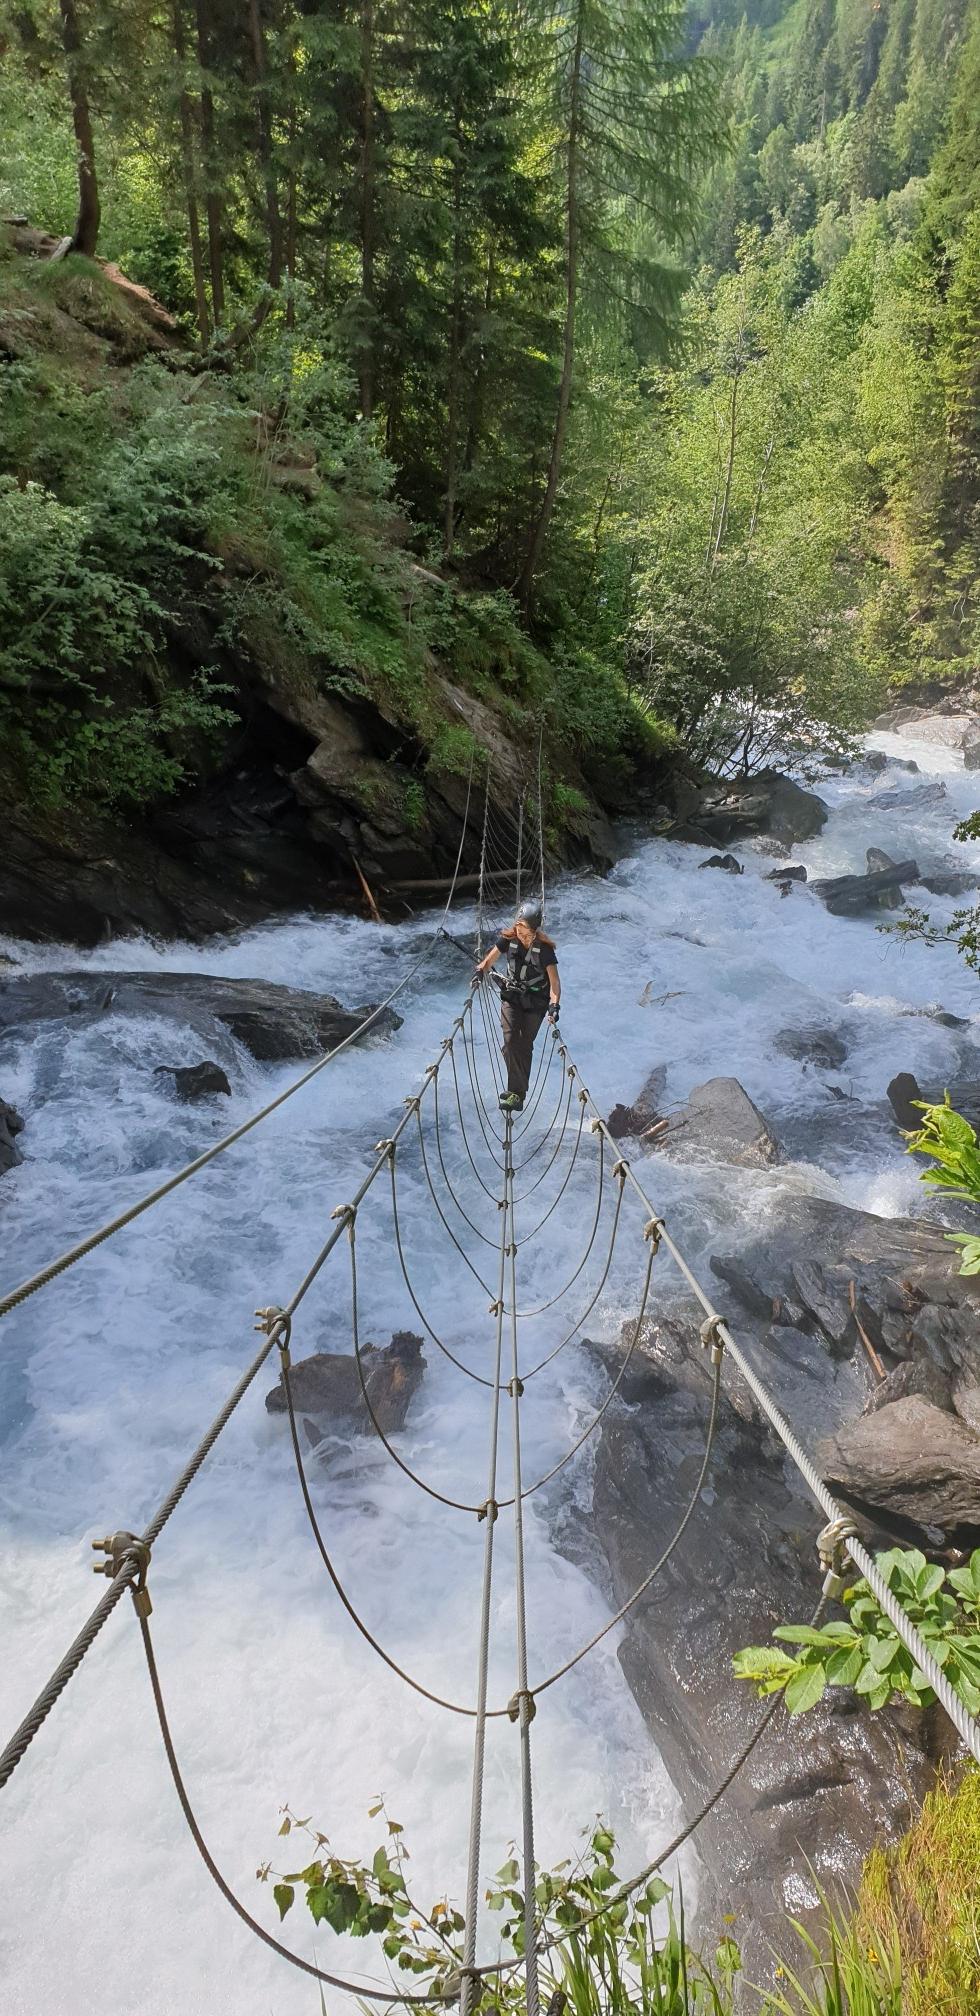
left=886, top=1071, right=980, bottom=1133
left=868, top=779, right=949, bottom=812
left=0, top=1098, right=25, bottom=1175
left=811, top=858, right=918, bottom=914
left=774, top=1026, right=848, bottom=1070
left=698, top=853, right=743, bottom=874
left=765, top=864, right=807, bottom=883
left=582, top=1323, right=933, bottom=1972
left=820, top=1398, right=980, bottom=1537
left=919, top=870, right=979, bottom=896
left=655, top=1077, right=780, bottom=1168
left=676, top=772, right=828, bottom=849
left=965, top=735, right=980, bottom=771
left=866, top=846, right=905, bottom=909
left=265, top=1331, right=425, bottom=1444
left=607, top=1064, right=668, bottom=1141
left=154, top=1061, right=232, bottom=1102
left=874, top=706, right=980, bottom=750
left=0, top=971, right=401, bottom=1063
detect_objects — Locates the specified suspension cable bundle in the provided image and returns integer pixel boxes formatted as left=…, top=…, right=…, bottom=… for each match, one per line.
left=2, top=740, right=978, bottom=2016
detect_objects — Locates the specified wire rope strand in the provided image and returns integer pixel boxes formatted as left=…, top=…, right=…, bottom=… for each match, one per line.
left=505, top=1117, right=541, bottom=2016
left=389, top=1141, right=495, bottom=1369
left=429, top=1071, right=500, bottom=1253
left=458, top=1106, right=511, bottom=2016
left=516, top=1144, right=611, bottom=1325
left=0, top=756, right=478, bottom=1325
left=348, top=1216, right=486, bottom=1510
left=513, top=1098, right=587, bottom=1249
left=520, top=1172, right=625, bottom=1378
left=449, top=1029, right=501, bottom=1202
left=278, top=1348, right=507, bottom=1719
left=518, top=1238, right=657, bottom=1506
left=135, top=1602, right=461, bottom=2001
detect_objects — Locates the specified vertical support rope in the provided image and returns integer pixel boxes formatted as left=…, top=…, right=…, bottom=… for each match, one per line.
left=505, top=1113, right=540, bottom=2016
left=535, top=723, right=546, bottom=916
left=458, top=1113, right=511, bottom=2016
left=477, top=757, right=493, bottom=962
left=515, top=792, right=525, bottom=911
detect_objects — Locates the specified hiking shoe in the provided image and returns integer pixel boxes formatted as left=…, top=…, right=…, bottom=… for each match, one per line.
left=498, top=1090, right=524, bottom=1111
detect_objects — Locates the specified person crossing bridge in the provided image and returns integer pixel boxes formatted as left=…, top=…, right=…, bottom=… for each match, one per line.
left=474, top=897, right=560, bottom=1111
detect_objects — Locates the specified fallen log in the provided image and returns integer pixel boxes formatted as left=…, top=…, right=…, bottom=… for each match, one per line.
left=811, top=860, right=919, bottom=915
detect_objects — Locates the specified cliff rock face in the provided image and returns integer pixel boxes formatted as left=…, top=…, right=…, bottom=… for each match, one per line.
left=579, top=1189, right=979, bottom=1969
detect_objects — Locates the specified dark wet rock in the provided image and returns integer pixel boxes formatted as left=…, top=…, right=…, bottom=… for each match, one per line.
left=864, top=1357, right=954, bottom=1416
left=868, top=779, right=949, bottom=812
left=607, top=1064, right=667, bottom=1141
left=965, top=735, right=980, bottom=772
left=866, top=846, right=905, bottom=910
left=811, top=859, right=918, bottom=915
left=673, top=772, right=827, bottom=850
left=655, top=1077, right=780, bottom=1168
left=266, top=1331, right=425, bottom=1444
left=865, top=750, right=888, bottom=772
left=154, top=1060, right=232, bottom=1102
left=581, top=1317, right=933, bottom=1972
left=919, top=870, right=979, bottom=896
left=0, top=970, right=401, bottom=1063
left=820, top=1399, right=980, bottom=1536
left=698, top=853, right=743, bottom=874
left=710, top=1192, right=980, bottom=1484
left=886, top=1071, right=980, bottom=1134
left=774, top=1026, right=848, bottom=1070
left=765, top=864, right=807, bottom=883
left=0, top=1097, right=25, bottom=1175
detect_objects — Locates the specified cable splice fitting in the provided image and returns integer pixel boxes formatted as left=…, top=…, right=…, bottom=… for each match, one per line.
left=477, top=1499, right=499, bottom=1525
left=506, top=1689, right=536, bottom=1725
left=92, top=1531, right=153, bottom=1617
left=644, top=1217, right=665, bottom=1253
left=508, top=1376, right=525, bottom=1399
left=699, top=1314, right=727, bottom=1365
left=817, top=1515, right=859, bottom=1600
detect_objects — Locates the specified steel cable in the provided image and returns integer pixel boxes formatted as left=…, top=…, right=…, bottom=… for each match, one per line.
left=388, top=1141, right=495, bottom=1370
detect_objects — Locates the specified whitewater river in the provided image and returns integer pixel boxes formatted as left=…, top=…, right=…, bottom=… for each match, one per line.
left=1, top=730, right=978, bottom=2014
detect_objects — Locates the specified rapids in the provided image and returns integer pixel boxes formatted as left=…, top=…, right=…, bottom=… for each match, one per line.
left=0, top=729, right=977, bottom=2014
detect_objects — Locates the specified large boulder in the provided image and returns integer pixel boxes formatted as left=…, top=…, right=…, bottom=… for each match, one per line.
left=874, top=706, right=980, bottom=750
left=886, top=1071, right=980, bottom=1133
left=820, top=1398, right=980, bottom=1535
left=0, top=971, right=402, bottom=1063
left=607, top=1064, right=668, bottom=1142
left=674, top=772, right=828, bottom=850
left=580, top=1314, right=934, bottom=1974
left=866, top=846, right=905, bottom=909
left=868, top=780, right=949, bottom=813
left=0, top=1098, right=25, bottom=1175
left=656, top=1077, right=780, bottom=1168
left=266, top=1331, right=425, bottom=1445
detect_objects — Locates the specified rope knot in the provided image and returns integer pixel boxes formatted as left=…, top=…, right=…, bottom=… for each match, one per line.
left=477, top=1499, right=499, bottom=1525
left=817, top=1516, right=858, bottom=1599
left=699, top=1314, right=726, bottom=1364
left=644, top=1217, right=665, bottom=1253
left=506, top=1689, right=536, bottom=1724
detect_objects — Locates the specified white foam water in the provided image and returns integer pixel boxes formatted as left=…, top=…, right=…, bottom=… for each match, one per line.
left=0, top=731, right=977, bottom=2013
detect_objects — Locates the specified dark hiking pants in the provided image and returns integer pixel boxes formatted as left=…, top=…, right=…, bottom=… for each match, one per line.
left=500, top=999, right=547, bottom=1098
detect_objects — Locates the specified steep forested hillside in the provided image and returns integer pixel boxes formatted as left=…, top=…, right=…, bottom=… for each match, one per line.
left=0, top=0, right=977, bottom=934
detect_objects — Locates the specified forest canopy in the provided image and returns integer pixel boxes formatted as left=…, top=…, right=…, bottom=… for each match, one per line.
left=0, top=0, right=977, bottom=797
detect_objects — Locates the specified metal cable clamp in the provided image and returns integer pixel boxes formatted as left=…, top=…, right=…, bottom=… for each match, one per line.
left=92, top=1531, right=153, bottom=1618
left=506, top=1689, right=536, bottom=1724
left=817, top=1515, right=858, bottom=1600
left=699, top=1314, right=727, bottom=1364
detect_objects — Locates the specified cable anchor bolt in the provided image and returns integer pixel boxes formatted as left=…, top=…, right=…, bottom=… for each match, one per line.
left=699, top=1314, right=727, bottom=1365
left=644, top=1217, right=665, bottom=1253
left=92, top=1531, right=153, bottom=1617
left=817, top=1516, right=858, bottom=1600
left=506, top=1689, right=536, bottom=1725
left=477, top=1499, right=499, bottom=1525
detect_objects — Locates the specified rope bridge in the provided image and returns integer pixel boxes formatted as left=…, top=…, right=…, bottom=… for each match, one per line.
left=1, top=751, right=977, bottom=2010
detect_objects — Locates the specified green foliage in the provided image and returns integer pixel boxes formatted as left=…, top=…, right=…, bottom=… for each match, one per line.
left=734, top=1546, right=980, bottom=1716
left=905, top=1096, right=980, bottom=1276
left=859, top=1766, right=980, bottom=2015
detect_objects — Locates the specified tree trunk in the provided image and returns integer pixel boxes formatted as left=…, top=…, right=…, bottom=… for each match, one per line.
left=247, top=0, right=283, bottom=291
left=359, top=0, right=376, bottom=420
left=711, top=368, right=740, bottom=567
left=517, top=2, right=585, bottom=612
left=443, top=96, right=464, bottom=561
left=285, top=79, right=298, bottom=330
left=171, top=0, right=210, bottom=345
left=194, top=0, right=224, bottom=327
left=57, top=0, right=100, bottom=257
left=463, top=245, right=494, bottom=477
